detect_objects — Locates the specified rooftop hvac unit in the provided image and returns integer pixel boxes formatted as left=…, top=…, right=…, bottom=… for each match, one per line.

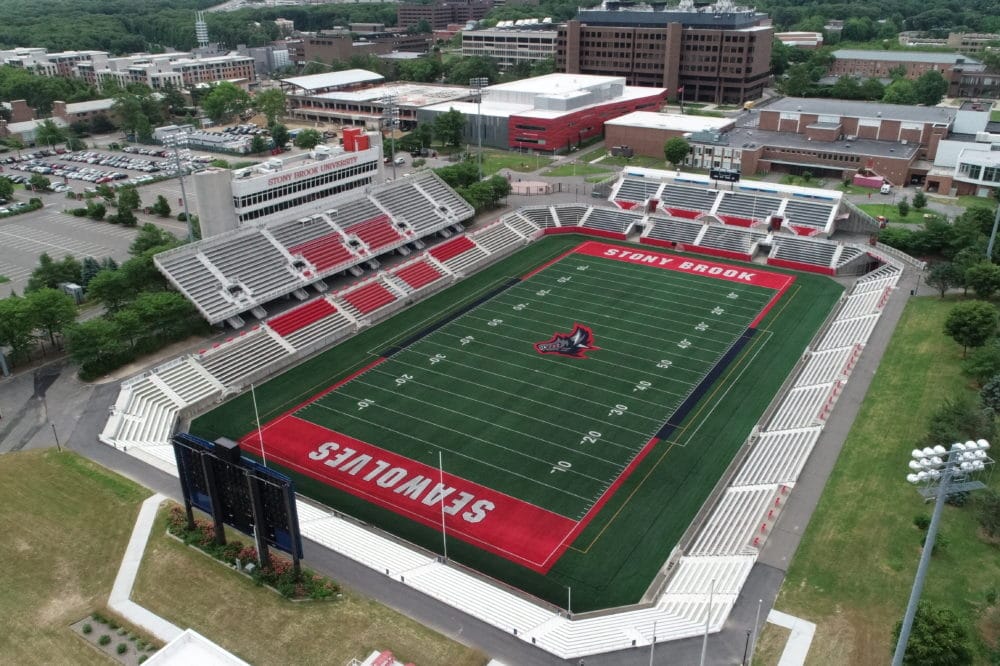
left=266, top=157, right=284, bottom=169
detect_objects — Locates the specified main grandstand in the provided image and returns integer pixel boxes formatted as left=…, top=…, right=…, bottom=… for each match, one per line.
left=100, top=168, right=911, bottom=660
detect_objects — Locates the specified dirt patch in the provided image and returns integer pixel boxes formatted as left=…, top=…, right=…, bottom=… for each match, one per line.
left=752, top=622, right=790, bottom=666
left=979, top=604, right=1000, bottom=651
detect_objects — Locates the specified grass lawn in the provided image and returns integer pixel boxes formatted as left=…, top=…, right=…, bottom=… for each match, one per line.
left=752, top=623, right=790, bottom=666
left=132, top=507, right=486, bottom=666
left=0, top=450, right=147, bottom=664
left=541, top=162, right=616, bottom=177
left=991, top=110, right=1000, bottom=123
left=776, top=296, right=1000, bottom=664
left=858, top=202, right=934, bottom=224
left=578, top=145, right=610, bottom=163
left=837, top=183, right=877, bottom=196
left=928, top=194, right=997, bottom=211
left=480, top=149, right=553, bottom=175
left=597, top=154, right=666, bottom=169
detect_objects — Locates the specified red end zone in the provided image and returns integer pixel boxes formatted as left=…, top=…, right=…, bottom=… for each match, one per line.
left=244, top=241, right=795, bottom=573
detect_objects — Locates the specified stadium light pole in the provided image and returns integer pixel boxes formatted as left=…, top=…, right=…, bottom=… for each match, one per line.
left=163, top=129, right=195, bottom=242
left=892, top=439, right=993, bottom=666
left=648, top=620, right=656, bottom=666
left=470, top=77, right=489, bottom=181
left=438, top=449, right=448, bottom=562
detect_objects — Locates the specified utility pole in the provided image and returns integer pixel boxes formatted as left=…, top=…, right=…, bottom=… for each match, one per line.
left=383, top=91, right=398, bottom=181
left=470, top=77, right=489, bottom=181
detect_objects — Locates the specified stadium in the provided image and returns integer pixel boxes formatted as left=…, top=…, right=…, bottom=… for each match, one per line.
left=100, top=167, right=905, bottom=659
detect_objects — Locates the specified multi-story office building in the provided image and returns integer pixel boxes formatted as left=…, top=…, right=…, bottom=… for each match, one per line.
left=287, top=29, right=431, bottom=66
left=397, top=0, right=492, bottom=30
left=828, top=49, right=1000, bottom=98
left=555, top=0, right=773, bottom=104
left=462, top=24, right=558, bottom=69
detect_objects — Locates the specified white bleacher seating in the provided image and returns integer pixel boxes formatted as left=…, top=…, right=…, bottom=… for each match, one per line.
left=275, top=300, right=356, bottom=350
left=796, top=347, right=855, bottom=387
left=662, top=556, right=755, bottom=595
left=201, top=234, right=298, bottom=298
left=328, top=198, right=386, bottom=229
left=371, top=180, right=445, bottom=234
left=687, top=486, right=775, bottom=556
left=519, top=206, right=559, bottom=228
left=503, top=213, right=542, bottom=237
left=154, top=358, right=220, bottom=406
left=616, top=177, right=662, bottom=203
left=198, top=329, right=292, bottom=388
left=581, top=207, right=643, bottom=235
left=644, top=216, right=704, bottom=245
left=769, top=235, right=838, bottom=267
left=816, top=314, right=880, bottom=351
left=768, top=384, right=831, bottom=430
left=731, top=428, right=822, bottom=487
left=660, top=184, right=719, bottom=214
left=715, top=192, right=782, bottom=221
left=696, top=225, right=754, bottom=256
left=554, top=205, right=589, bottom=226
left=411, top=171, right=476, bottom=221
left=473, top=222, right=526, bottom=253
left=268, top=214, right=339, bottom=250
left=783, top=199, right=835, bottom=230
left=839, top=289, right=887, bottom=318
left=156, top=253, right=232, bottom=321
left=110, top=378, right=179, bottom=448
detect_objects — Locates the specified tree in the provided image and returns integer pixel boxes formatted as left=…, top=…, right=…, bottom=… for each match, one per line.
left=86, top=201, right=106, bottom=221
left=28, top=174, right=51, bottom=191
left=254, top=88, right=286, bottom=126
left=34, top=119, right=66, bottom=148
left=96, top=183, right=116, bottom=203
left=944, top=300, right=998, bottom=355
left=250, top=133, right=268, bottom=154
left=859, top=77, right=886, bottom=101
left=117, top=185, right=141, bottom=213
left=151, top=195, right=171, bottom=217
left=976, top=489, right=1000, bottom=538
left=201, top=81, right=252, bottom=124
left=898, top=196, right=910, bottom=218
left=914, top=70, right=949, bottom=106
left=883, top=79, right=917, bottom=105
left=664, top=137, right=691, bottom=169
left=25, top=287, right=76, bottom=346
left=0, top=295, right=35, bottom=364
left=926, top=262, right=961, bottom=298
left=982, top=375, right=1000, bottom=412
left=66, top=133, right=86, bottom=151
left=270, top=123, right=289, bottom=149
left=965, top=262, right=1000, bottom=299
left=129, top=223, right=177, bottom=256
left=109, top=207, right=137, bottom=227
left=0, top=177, right=13, bottom=201
left=293, top=128, right=323, bottom=150
left=65, top=317, right=123, bottom=376
left=912, top=189, right=927, bottom=210
left=26, top=253, right=82, bottom=292
left=433, top=108, right=467, bottom=148
left=85, top=268, right=132, bottom=312
left=891, top=602, right=972, bottom=666
left=963, top=339, right=1000, bottom=383
left=80, top=257, right=102, bottom=288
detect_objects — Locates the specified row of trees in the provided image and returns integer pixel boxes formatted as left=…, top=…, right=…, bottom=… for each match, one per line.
left=434, top=159, right=511, bottom=211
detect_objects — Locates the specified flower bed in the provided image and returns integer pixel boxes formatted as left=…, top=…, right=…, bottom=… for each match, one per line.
left=166, top=505, right=339, bottom=601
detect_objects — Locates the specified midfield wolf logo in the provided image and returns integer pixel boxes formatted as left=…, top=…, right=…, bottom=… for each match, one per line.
left=534, top=323, right=599, bottom=359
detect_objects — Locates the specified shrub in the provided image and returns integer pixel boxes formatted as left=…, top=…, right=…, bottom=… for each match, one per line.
left=921, top=531, right=950, bottom=554
left=139, top=656, right=149, bottom=664
left=118, top=628, right=127, bottom=636
left=99, top=635, right=111, bottom=646
left=82, top=623, right=92, bottom=634
left=70, top=208, right=88, bottom=217
left=898, top=196, right=910, bottom=217
left=108, top=620, right=119, bottom=630
left=914, top=514, right=931, bottom=530
left=117, top=643, right=128, bottom=655
left=91, top=612, right=106, bottom=622
left=977, top=490, right=1000, bottom=538
left=946, top=491, right=970, bottom=507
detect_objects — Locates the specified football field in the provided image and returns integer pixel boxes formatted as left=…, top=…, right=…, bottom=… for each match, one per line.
left=194, top=236, right=841, bottom=610
left=239, top=241, right=793, bottom=572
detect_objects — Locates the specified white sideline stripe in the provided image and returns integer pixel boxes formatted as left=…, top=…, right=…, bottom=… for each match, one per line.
left=768, top=610, right=817, bottom=666
left=108, top=492, right=184, bottom=642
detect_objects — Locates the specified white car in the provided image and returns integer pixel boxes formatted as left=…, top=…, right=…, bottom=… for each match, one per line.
left=880, top=182, right=892, bottom=194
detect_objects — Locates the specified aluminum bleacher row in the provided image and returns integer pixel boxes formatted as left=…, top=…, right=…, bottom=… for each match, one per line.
left=102, top=201, right=907, bottom=659
left=612, top=176, right=838, bottom=235
left=154, top=171, right=475, bottom=325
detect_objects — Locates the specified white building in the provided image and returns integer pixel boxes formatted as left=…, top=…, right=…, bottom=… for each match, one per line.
left=193, top=130, right=385, bottom=236
left=461, top=24, right=558, bottom=69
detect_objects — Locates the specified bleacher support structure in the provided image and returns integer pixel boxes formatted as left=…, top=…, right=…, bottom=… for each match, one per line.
left=102, top=195, right=909, bottom=660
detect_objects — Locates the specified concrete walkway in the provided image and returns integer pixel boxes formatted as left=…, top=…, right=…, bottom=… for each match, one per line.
left=108, top=492, right=183, bottom=643
left=768, top=610, right=817, bottom=666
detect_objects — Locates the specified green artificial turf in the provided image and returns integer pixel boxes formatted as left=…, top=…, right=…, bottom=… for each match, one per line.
left=192, top=236, right=842, bottom=611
